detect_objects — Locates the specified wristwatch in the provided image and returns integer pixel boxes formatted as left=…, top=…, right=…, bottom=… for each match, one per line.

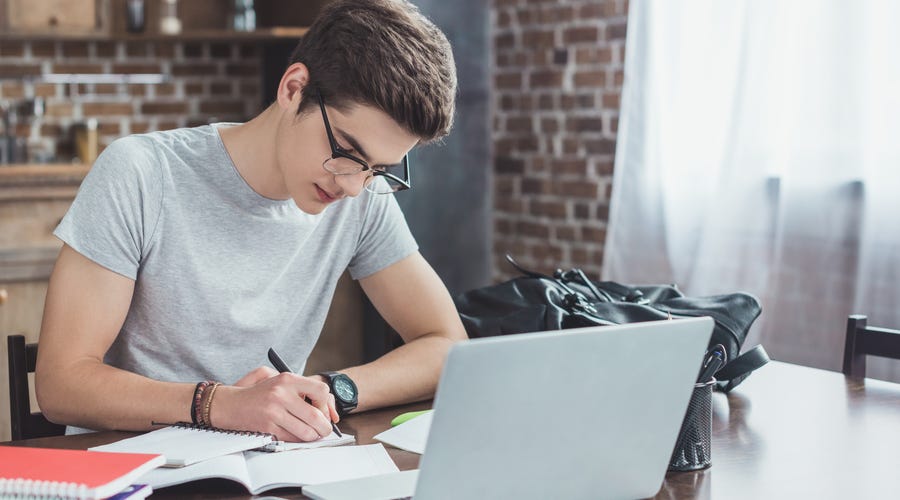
left=318, top=371, right=358, bottom=416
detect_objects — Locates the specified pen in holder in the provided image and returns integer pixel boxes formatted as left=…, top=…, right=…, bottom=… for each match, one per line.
left=668, top=378, right=714, bottom=471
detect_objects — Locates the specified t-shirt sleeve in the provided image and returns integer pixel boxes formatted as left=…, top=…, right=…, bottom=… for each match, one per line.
left=347, top=189, right=419, bottom=280
left=53, top=136, right=163, bottom=280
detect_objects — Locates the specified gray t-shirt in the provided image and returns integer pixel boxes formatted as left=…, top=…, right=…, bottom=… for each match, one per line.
left=54, top=124, right=417, bottom=387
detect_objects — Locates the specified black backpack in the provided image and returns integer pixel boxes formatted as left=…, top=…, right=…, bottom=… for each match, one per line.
left=454, top=256, right=768, bottom=392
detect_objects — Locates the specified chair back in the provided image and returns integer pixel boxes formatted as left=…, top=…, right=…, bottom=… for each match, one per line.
left=7, top=334, right=66, bottom=440
left=843, top=315, right=900, bottom=378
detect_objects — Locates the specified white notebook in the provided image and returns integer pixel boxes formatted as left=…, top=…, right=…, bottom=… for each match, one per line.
left=143, top=444, right=399, bottom=495
left=90, top=424, right=353, bottom=467
left=303, top=470, right=420, bottom=500
left=373, top=411, right=433, bottom=455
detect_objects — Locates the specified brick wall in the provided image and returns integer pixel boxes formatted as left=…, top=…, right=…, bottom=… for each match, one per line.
left=0, top=40, right=263, bottom=161
left=491, top=0, right=628, bottom=281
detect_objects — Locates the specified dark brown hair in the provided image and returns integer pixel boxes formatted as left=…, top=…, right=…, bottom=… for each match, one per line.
left=289, top=0, right=457, bottom=143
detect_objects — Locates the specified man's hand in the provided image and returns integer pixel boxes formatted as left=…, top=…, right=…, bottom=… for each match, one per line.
left=212, top=366, right=339, bottom=442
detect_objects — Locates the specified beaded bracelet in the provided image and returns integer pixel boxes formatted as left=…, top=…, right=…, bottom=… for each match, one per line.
left=200, top=382, right=222, bottom=427
left=190, top=381, right=211, bottom=425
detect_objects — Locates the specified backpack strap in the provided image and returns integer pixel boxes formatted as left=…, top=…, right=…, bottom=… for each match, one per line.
left=504, top=254, right=599, bottom=315
left=714, top=344, right=770, bottom=392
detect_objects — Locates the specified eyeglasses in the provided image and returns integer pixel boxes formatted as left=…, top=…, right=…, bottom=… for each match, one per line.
left=316, top=89, right=411, bottom=194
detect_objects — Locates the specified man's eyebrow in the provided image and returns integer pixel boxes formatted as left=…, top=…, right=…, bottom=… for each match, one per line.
left=335, top=129, right=402, bottom=168
left=335, top=128, right=371, bottom=163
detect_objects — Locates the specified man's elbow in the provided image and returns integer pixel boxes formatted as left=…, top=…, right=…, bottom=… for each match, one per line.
left=422, top=327, right=468, bottom=347
left=446, top=320, right=469, bottom=344
left=35, top=365, right=67, bottom=425
left=433, top=328, right=468, bottom=357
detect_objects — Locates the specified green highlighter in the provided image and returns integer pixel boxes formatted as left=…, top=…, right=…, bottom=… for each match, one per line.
left=390, top=410, right=432, bottom=427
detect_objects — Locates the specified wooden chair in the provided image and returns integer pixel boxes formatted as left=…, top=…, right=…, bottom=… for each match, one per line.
left=7, top=334, right=66, bottom=440
left=843, top=315, right=900, bottom=379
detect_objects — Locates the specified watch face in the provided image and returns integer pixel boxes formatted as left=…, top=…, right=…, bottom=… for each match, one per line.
left=333, top=377, right=356, bottom=402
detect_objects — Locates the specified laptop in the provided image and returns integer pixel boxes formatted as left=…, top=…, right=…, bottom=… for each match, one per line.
left=304, top=317, right=714, bottom=500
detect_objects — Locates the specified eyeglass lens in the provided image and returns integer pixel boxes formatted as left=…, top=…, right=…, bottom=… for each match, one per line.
left=322, top=157, right=406, bottom=194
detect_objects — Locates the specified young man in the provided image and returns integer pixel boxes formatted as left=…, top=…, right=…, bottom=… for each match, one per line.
left=35, top=0, right=467, bottom=442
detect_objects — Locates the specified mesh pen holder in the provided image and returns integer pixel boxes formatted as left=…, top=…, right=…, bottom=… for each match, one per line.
left=668, top=378, right=714, bottom=471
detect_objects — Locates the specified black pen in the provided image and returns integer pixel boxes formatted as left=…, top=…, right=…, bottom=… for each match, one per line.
left=267, top=347, right=342, bottom=438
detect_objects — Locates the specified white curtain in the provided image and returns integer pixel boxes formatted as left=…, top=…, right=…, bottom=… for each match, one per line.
left=605, top=0, right=900, bottom=382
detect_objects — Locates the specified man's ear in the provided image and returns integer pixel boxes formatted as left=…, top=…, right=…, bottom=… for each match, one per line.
left=276, top=62, right=310, bottom=112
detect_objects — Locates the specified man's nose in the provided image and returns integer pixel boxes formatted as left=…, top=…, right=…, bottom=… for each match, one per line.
left=333, top=171, right=370, bottom=198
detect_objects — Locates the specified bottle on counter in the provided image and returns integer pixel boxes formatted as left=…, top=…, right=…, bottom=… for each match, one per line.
left=26, top=98, right=55, bottom=163
left=233, top=0, right=256, bottom=32
left=1, top=102, right=29, bottom=165
left=126, top=0, right=146, bottom=33
left=160, top=0, right=182, bottom=35
left=73, top=119, right=99, bottom=166
left=0, top=103, right=9, bottom=164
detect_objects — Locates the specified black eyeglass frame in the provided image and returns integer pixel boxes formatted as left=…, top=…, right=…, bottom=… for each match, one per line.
left=315, top=89, right=411, bottom=193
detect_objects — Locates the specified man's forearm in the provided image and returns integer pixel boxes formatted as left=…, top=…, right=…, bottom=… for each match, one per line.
left=341, top=333, right=460, bottom=413
left=37, top=359, right=195, bottom=432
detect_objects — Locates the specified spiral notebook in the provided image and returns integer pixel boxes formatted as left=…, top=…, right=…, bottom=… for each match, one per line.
left=0, top=446, right=164, bottom=500
left=89, top=423, right=353, bottom=467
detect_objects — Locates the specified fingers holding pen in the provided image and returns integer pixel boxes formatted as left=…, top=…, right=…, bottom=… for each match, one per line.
left=214, top=372, right=335, bottom=441
left=327, top=392, right=339, bottom=423
left=272, top=372, right=335, bottom=439
left=296, top=376, right=337, bottom=436
left=265, top=347, right=340, bottom=432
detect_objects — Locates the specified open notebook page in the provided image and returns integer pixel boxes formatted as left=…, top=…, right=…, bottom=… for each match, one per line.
left=143, top=444, right=399, bottom=494
left=265, top=431, right=354, bottom=451
left=90, top=425, right=353, bottom=466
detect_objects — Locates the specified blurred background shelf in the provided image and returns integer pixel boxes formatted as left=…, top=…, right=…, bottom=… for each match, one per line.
left=0, top=0, right=322, bottom=40
left=0, top=164, right=90, bottom=201
left=0, top=27, right=309, bottom=42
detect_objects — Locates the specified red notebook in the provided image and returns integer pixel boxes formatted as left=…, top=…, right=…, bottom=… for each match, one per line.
left=0, top=446, right=165, bottom=499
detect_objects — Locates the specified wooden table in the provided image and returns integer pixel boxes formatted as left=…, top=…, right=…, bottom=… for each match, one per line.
left=4, top=362, right=899, bottom=499
left=657, top=361, right=900, bottom=499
